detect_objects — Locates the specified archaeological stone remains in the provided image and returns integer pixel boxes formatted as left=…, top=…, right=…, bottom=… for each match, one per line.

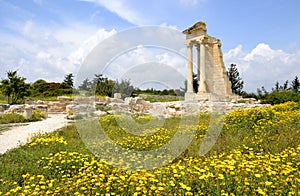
left=183, top=21, right=239, bottom=102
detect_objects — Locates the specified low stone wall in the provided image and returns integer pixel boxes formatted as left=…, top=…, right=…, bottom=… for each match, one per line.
left=25, top=96, right=72, bottom=113
left=0, top=104, right=48, bottom=119
left=2, top=96, right=267, bottom=119
left=104, top=99, right=268, bottom=117
left=68, top=97, right=269, bottom=118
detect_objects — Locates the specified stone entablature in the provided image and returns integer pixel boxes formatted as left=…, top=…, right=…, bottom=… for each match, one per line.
left=183, top=21, right=237, bottom=102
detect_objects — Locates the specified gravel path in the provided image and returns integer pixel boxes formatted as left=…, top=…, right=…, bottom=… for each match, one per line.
left=0, top=113, right=71, bottom=154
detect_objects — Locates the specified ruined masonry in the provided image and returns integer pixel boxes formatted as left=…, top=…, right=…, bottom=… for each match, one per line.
left=183, top=21, right=239, bottom=102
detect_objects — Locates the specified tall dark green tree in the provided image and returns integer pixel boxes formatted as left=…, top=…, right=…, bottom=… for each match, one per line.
left=283, top=80, right=289, bottom=91
left=273, top=81, right=280, bottom=92
left=291, top=76, right=300, bottom=92
left=92, top=74, right=115, bottom=97
left=227, top=64, right=244, bottom=95
left=62, top=73, right=74, bottom=88
left=0, top=70, right=30, bottom=104
left=113, top=79, right=134, bottom=98
left=78, top=78, right=92, bottom=91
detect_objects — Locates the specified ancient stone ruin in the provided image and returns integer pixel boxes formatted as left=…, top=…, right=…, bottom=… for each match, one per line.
left=0, top=22, right=266, bottom=120
left=183, top=21, right=239, bottom=102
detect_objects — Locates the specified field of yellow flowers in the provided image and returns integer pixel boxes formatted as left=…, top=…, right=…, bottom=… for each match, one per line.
left=1, top=102, right=300, bottom=195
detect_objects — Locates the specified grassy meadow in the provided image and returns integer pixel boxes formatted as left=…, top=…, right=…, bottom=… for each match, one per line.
left=1, top=102, right=300, bottom=195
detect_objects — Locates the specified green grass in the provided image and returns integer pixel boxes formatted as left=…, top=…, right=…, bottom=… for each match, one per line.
left=0, top=94, right=7, bottom=104
left=138, top=94, right=184, bottom=102
left=1, top=102, right=300, bottom=195
left=0, top=110, right=47, bottom=125
left=0, top=125, right=88, bottom=193
left=0, top=125, right=12, bottom=133
left=28, top=94, right=74, bottom=102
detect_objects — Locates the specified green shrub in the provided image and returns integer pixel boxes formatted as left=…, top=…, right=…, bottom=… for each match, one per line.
left=29, top=110, right=47, bottom=122
left=0, top=112, right=26, bottom=124
left=0, top=110, right=47, bottom=124
left=265, top=91, right=300, bottom=104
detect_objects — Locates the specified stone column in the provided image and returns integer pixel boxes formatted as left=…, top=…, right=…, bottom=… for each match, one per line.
left=187, top=43, right=194, bottom=93
left=198, top=43, right=207, bottom=93
left=196, top=44, right=201, bottom=93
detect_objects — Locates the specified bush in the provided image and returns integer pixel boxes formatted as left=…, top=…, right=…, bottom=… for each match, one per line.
left=264, top=91, right=300, bottom=104
left=0, top=112, right=26, bottom=124
left=29, top=110, right=47, bottom=122
left=0, top=110, right=47, bottom=124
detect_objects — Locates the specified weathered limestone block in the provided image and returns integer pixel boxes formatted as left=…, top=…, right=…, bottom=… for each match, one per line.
left=183, top=103, right=201, bottom=114
left=74, top=97, right=95, bottom=105
left=23, top=107, right=33, bottom=119
left=58, top=96, right=72, bottom=103
left=94, top=102, right=109, bottom=111
left=148, top=102, right=167, bottom=117
left=72, top=104, right=95, bottom=114
left=124, top=97, right=151, bottom=113
left=111, top=98, right=124, bottom=103
left=113, top=93, right=122, bottom=99
left=94, top=110, right=107, bottom=117
left=0, top=104, right=10, bottom=112
left=166, top=107, right=177, bottom=116
left=66, top=104, right=76, bottom=113
left=109, top=103, right=129, bottom=113
left=7, top=104, right=24, bottom=112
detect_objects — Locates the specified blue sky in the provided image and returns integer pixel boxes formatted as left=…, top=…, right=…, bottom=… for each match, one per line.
left=1, top=0, right=300, bottom=92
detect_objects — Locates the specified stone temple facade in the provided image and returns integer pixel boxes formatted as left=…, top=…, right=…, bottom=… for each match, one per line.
left=183, top=21, right=239, bottom=102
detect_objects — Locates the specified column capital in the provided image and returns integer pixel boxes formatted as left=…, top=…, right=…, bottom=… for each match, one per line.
left=199, top=36, right=208, bottom=45
left=185, top=40, right=193, bottom=47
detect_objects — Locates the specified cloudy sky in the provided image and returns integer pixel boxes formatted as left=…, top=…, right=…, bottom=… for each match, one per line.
left=1, top=0, right=300, bottom=92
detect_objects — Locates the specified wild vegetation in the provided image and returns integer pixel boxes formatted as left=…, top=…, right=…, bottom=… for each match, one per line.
left=0, top=71, right=74, bottom=103
left=1, top=102, right=300, bottom=195
left=0, top=110, right=47, bottom=125
left=1, top=65, right=300, bottom=104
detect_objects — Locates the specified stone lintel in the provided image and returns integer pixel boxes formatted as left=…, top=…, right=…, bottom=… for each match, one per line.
left=183, top=21, right=207, bottom=35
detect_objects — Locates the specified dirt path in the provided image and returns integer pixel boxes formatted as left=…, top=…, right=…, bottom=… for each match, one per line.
left=0, top=113, right=71, bottom=154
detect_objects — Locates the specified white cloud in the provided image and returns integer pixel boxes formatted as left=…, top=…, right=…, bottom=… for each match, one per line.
left=69, top=28, right=116, bottom=67
left=224, top=43, right=300, bottom=93
left=0, top=19, right=117, bottom=83
left=81, top=0, right=146, bottom=25
left=159, top=23, right=179, bottom=31
left=96, top=46, right=187, bottom=90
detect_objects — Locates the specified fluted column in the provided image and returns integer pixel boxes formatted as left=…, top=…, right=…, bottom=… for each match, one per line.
left=198, top=43, right=207, bottom=93
left=187, top=43, right=194, bottom=93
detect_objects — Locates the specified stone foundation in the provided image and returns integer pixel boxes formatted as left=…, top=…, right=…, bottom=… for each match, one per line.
left=0, top=104, right=48, bottom=119
left=68, top=96, right=268, bottom=118
left=1, top=96, right=267, bottom=119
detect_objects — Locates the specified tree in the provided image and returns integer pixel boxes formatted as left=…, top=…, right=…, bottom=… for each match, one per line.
left=272, top=81, right=280, bottom=92
left=113, top=79, right=135, bottom=98
left=31, top=79, right=47, bottom=96
left=0, top=70, right=30, bottom=104
left=283, top=80, right=289, bottom=91
left=92, top=74, right=115, bottom=97
left=227, top=64, right=244, bottom=95
left=78, top=78, right=92, bottom=91
left=62, top=73, right=74, bottom=88
left=291, top=76, right=300, bottom=92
